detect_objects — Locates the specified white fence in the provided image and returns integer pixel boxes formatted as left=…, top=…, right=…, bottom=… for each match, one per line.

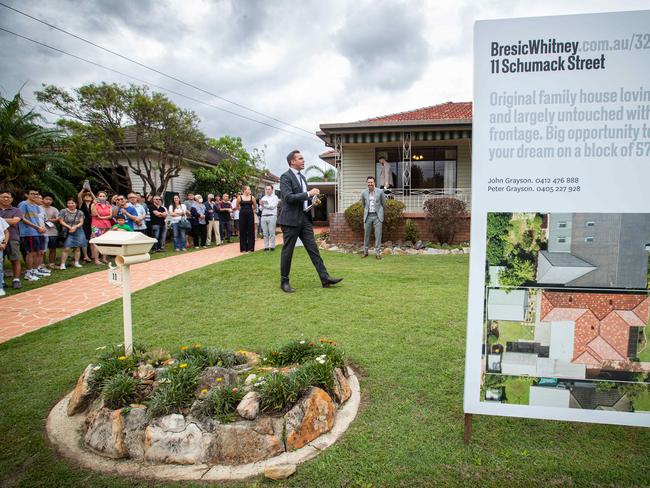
left=340, top=188, right=471, bottom=213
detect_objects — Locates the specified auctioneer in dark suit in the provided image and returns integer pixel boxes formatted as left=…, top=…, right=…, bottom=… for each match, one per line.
left=279, top=162, right=341, bottom=292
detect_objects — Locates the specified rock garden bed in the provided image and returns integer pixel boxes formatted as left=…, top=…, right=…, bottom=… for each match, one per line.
left=47, top=339, right=359, bottom=481
left=317, top=236, right=470, bottom=256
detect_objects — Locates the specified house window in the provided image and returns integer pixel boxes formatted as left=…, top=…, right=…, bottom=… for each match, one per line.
left=585, top=236, right=594, bottom=243
left=557, top=237, right=567, bottom=243
left=557, top=221, right=568, bottom=228
left=375, top=147, right=457, bottom=190
left=585, top=221, right=595, bottom=227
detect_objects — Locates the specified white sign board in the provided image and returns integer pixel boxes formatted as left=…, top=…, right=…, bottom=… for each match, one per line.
left=466, top=10, right=650, bottom=427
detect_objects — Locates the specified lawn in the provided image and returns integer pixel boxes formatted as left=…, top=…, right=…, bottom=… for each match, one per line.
left=494, top=321, right=535, bottom=345
left=1, top=252, right=649, bottom=487
left=503, top=376, right=534, bottom=405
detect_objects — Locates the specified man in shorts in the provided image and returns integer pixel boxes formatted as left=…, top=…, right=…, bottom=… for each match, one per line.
left=0, top=189, right=24, bottom=289
left=41, top=193, right=60, bottom=268
left=18, top=187, right=49, bottom=282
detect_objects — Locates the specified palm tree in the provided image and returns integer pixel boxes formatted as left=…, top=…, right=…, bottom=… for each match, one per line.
left=305, top=164, right=336, bottom=182
left=0, top=92, right=79, bottom=205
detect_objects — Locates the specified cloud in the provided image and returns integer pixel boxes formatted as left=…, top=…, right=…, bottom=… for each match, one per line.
left=333, top=0, right=430, bottom=91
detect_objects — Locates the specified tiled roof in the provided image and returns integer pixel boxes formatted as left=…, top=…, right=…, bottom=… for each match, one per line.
left=540, top=291, right=649, bottom=368
left=364, top=102, right=472, bottom=123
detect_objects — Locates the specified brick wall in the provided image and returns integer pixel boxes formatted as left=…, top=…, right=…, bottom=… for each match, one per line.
left=329, top=212, right=470, bottom=244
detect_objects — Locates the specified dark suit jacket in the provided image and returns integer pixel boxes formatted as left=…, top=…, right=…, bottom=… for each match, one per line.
left=278, top=169, right=310, bottom=227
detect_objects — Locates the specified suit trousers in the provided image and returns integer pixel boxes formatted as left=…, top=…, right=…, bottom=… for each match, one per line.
left=281, top=213, right=327, bottom=282
left=206, top=220, right=221, bottom=245
left=364, top=213, right=383, bottom=253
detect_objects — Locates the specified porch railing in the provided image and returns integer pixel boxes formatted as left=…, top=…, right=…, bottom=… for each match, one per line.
left=339, top=188, right=471, bottom=213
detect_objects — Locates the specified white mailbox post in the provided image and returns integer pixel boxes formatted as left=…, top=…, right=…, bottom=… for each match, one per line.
left=90, top=231, right=157, bottom=356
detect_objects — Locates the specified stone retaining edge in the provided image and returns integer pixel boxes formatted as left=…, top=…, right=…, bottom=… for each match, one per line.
left=46, top=367, right=361, bottom=481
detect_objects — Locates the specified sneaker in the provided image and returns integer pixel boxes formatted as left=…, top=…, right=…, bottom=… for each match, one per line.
left=73, top=262, right=82, bottom=268
left=25, top=271, right=40, bottom=281
left=12, top=279, right=21, bottom=289
left=33, top=269, right=49, bottom=277
left=36, top=267, right=51, bottom=275
left=0, top=288, right=5, bottom=297
left=59, top=264, right=66, bottom=270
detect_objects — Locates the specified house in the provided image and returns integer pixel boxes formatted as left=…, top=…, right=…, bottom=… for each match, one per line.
left=540, top=290, right=649, bottom=371
left=537, top=213, right=650, bottom=289
left=317, top=102, right=472, bottom=243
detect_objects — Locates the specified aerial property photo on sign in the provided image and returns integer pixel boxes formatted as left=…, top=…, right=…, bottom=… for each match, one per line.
left=482, top=212, right=650, bottom=413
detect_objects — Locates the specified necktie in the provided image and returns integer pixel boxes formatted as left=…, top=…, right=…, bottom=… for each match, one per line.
left=298, top=171, right=308, bottom=210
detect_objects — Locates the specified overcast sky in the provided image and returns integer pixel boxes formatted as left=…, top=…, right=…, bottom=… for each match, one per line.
left=1, top=0, right=649, bottom=178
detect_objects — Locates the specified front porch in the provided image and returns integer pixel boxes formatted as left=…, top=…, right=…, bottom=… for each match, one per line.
left=338, top=187, right=472, bottom=213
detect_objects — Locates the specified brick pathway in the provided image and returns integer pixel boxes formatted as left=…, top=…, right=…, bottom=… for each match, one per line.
left=0, top=237, right=280, bottom=344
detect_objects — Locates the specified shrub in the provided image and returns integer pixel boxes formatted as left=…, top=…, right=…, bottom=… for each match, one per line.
left=177, top=344, right=246, bottom=368
left=498, top=256, right=535, bottom=289
left=257, top=372, right=302, bottom=413
left=102, top=371, right=139, bottom=409
left=344, top=199, right=405, bottom=234
left=423, top=197, right=467, bottom=244
left=89, top=346, right=140, bottom=394
left=404, top=219, right=419, bottom=243
left=147, top=361, right=201, bottom=419
left=194, top=384, right=245, bottom=422
left=264, top=338, right=345, bottom=368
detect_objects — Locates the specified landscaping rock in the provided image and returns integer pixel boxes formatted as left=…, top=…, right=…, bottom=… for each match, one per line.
left=244, top=373, right=257, bottom=385
left=415, top=240, right=424, bottom=250
left=384, top=240, right=393, bottom=248
left=405, top=249, right=418, bottom=255
left=285, top=387, right=335, bottom=450
left=462, top=246, right=470, bottom=254
left=239, top=351, right=261, bottom=366
left=382, top=248, right=392, bottom=255
left=158, top=414, right=186, bottom=433
left=84, top=407, right=127, bottom=458
left=122, top=406, right=147, bottom=459
left=264, top=464, right=297, bottom=480
left=197, top=366, right=238, bottom=394
left=67, top=364, right=94, bottom=416
left=236, top=391, right=260, bottom=420
left=205, top=417, right=284, bottom=464
left=329, top=246, right=339, bottom=252
left=451, top=248, right=462, bottom=254
left=135, top=364, right=156, bottom=380
left=332, top=368, right=352, bottom=404
left=144, top=417, right=204, bottom=464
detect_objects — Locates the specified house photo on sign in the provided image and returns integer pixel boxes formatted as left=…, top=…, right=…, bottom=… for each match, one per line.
left=482, top=212, right=650, bottom=413
left=465, top=10, right=650, bottom=427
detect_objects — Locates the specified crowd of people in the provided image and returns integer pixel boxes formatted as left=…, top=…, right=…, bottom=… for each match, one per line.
left=0, top=183, right=281, bottom=297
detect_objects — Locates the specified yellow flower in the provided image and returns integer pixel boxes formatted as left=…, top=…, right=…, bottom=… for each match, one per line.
left=180, top=346, right=188, bottom=351
left=216, top=377, right=223, bottom=382
left=179, top=363, right=188, bottom=369
left=118, top=356, right=126, bottom=361
left=201, top=388, right=208, bottom=396
left=193, top=343, right=201, bottom=349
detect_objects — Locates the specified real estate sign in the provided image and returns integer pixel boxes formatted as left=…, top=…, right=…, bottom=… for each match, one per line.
left=466, top=10, right=650, bottom=427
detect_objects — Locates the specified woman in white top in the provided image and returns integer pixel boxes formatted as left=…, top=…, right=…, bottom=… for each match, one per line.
left=168, top=194, right=189, bottom=252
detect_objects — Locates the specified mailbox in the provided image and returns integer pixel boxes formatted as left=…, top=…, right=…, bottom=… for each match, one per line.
left=89, top=230, right=157, bottom=356
left=90, top=231, right=157, bottom=264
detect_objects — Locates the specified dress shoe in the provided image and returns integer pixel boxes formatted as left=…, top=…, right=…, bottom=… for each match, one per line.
left=281, top=281, right=295, bottom=293
left=361, top=251, right=368, bottom=258
left=321, top=276, right=343, bottom=288
left=376, top=253, right=382, bottom=260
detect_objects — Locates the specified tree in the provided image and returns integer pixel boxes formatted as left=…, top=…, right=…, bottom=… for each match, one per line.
left=0, top=91, right=80, bottom=206
left=306, top=164, right=336, bottom=182
left=36, top=83, right=206, bottom=196
left=498, top=255, right=535, bottom=289
left=189, top=136, right=264, bottom=196
left=486, top=213, right=513, bottom=265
